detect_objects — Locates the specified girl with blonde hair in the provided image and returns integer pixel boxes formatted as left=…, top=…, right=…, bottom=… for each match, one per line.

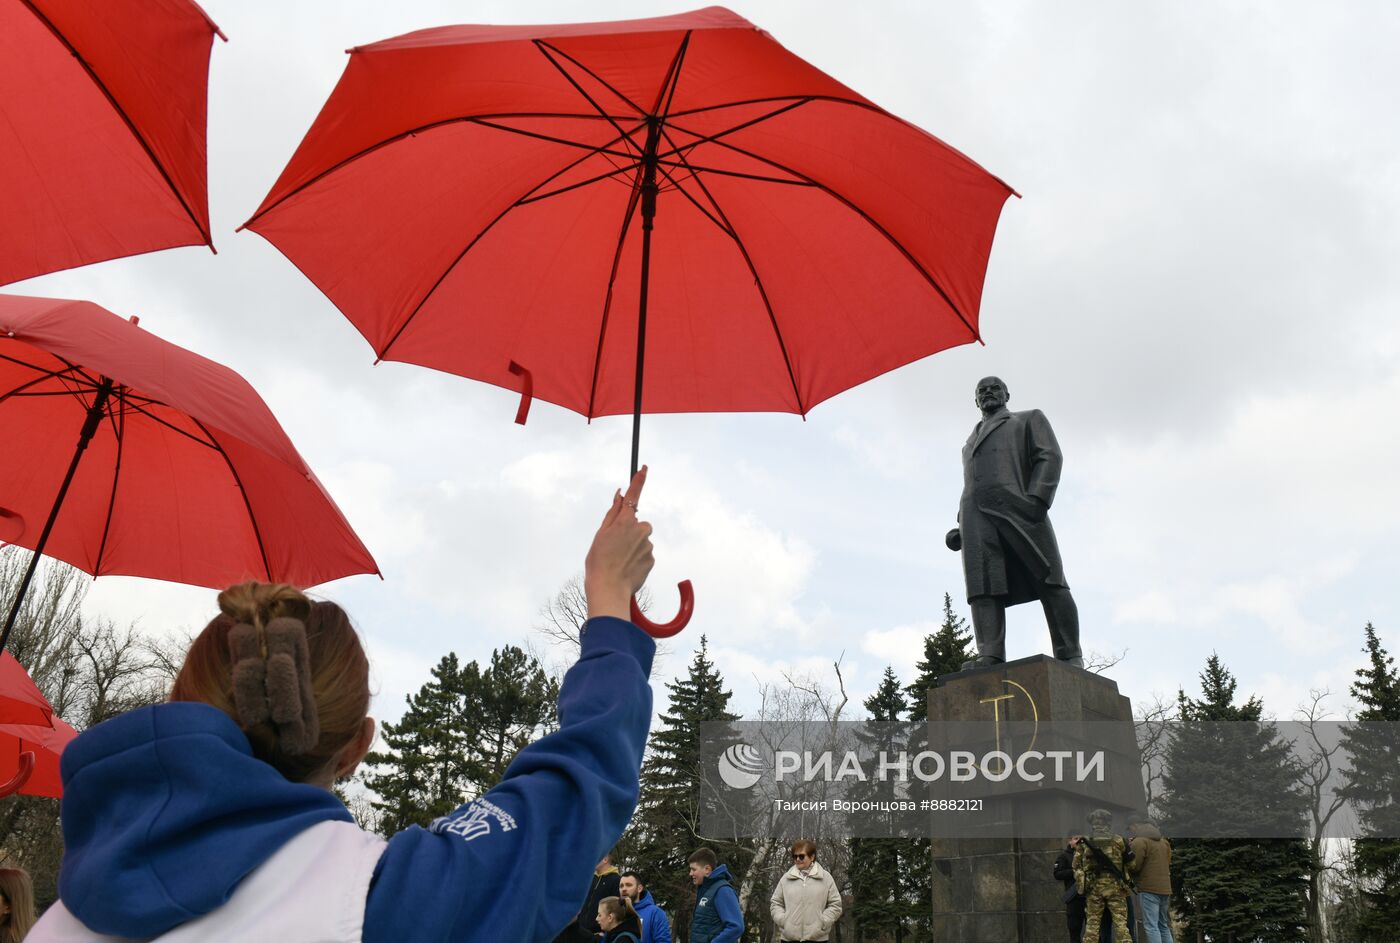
left=0, top=868, right=36, bottom=943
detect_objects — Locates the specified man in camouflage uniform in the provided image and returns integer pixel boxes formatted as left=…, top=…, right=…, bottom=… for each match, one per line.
left=1073, top=808, right=1134, bottom=940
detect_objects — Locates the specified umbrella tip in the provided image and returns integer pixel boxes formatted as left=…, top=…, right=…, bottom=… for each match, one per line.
left=128, top=316, right=140, bottom=327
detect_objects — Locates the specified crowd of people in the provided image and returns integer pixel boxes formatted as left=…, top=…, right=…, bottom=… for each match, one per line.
left=551, top=840, right=843, bottom=943
left=1054, top=810, right=1176, bottom=943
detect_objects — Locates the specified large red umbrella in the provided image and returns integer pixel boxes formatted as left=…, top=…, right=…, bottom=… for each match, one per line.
left=0, top=651, right=53, bottom=727
left=0, top=0, right=225, bottom=286
left=245, top=7, right=1015, bottom=631
left=1, top=715, right=77, bottom=799
left=0, top=294, right=379, bottom=654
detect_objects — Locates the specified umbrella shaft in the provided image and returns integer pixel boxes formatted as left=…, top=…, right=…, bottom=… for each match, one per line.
left=631, top=119, right=663, bottom=480
left=0, top=379, right=113, bottom=655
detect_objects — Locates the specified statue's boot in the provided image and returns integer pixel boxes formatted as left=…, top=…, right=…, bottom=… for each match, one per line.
left=965, top=597, right=1007, bottom=670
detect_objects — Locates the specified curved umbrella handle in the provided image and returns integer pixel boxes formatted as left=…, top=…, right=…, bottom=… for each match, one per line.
left=0, top=751, right=35, bottom=798
left=630, top=580, right=694, bottom=638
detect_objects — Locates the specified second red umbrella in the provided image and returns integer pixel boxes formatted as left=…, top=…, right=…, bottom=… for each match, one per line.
left=245, top=7, right=1016, bottom=633
left=0, top=294, right=379, bottom=654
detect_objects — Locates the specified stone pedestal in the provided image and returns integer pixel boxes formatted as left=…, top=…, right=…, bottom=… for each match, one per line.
left=925, top=655, right=1146, bottom=943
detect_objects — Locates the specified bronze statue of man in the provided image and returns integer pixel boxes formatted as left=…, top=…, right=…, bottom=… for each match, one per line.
left=946, top=377, right=1083, bottom=668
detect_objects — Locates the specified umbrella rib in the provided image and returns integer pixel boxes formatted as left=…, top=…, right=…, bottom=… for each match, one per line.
left=658, top=128, right=806, bottom=416
left=651, top=32, right=693, bottom=118
left=93, top=388, right=128, bottom=576
left=117, top=400, right=219, bottom=450
left=534, top=42, right=644, bottom=152
left=0, top=371, right=89, bottom=406
left=667, top=93, right=869, bottom=120
left=665, top=121, right=982, bottom=342
left=516, top=161, right=643, bottom=207
left=536, top=40, right=647, bottom=116
left=188, top=417, right=273, bottom=582
left=653, top=161, right=731, bottom=237
left=655, top=98, right=812, bottom=163
left=17, top=0, right=214, bottom=250
left=377, top=121, right=646, bottom=361
left=585, top=175, right=646, bottom=420
left=240, top=112, right=638, bottom=231
left=656, top=161, right=812, bottom=187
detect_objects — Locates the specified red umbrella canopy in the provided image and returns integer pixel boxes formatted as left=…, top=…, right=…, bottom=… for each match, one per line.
left=0, top=294, right=379, bottom=591
left=0, top=651, right=53, bottom=727
left=0, top=0, right=224, bottom=286
left=245, top=6, right=1016, bottom=420
left=1, top=715, right=77, bottom=798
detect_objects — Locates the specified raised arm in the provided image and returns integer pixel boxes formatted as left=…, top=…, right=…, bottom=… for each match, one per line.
left=365, top=471, right=658, bottom=943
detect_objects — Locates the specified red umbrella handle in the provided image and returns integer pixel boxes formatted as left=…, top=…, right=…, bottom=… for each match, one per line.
left=630, top=580, right=694, bottom=638
left=0, top=750, right=35, bottom=798
left=507, top=360, right=533, bottom=425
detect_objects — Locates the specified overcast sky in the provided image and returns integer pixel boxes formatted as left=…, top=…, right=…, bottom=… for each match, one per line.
left=13, top=1, right=1400, bottom=726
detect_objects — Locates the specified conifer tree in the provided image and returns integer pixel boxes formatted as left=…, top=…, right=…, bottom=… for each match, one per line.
left=365, top=645, right=555, bottom=834
left=849, top=667, right=916, bottom=941
left=905, top=593, right=973, bottom=722
left=1336, top=624, right=1400, bottom=941
left=365, top=653, right=471, bottom=834
left=1160, top=654, right=1310, bottom=942
left=626, top=636, right=747, bottom=930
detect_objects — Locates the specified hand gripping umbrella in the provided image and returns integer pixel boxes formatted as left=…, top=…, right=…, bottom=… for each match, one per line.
left=244, top=7, right=1016, bottom=635
left=0, top=295, right=380, bottom=655
left=0, top=0, right=224, bottom=286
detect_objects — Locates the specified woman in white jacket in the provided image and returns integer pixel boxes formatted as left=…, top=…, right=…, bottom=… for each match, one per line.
left=769, top=840, right=842, bottom=943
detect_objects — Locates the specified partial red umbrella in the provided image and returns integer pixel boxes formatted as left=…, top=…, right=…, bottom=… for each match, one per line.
left=1, top=714, right=77, bottom=799
left=0, top=294, right=380, bottom=654
left=0, top=0, right=225, bottom=286
left=245, top=7, right=1015, bottom=634
left=0, top=651, right=53, bottom=727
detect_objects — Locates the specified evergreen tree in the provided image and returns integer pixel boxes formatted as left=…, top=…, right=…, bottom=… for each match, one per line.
left=1159, top=654, right=1311, bottom=942
left=896, top=593, right=970, bottom=938
left=849, top=667, right=917, bottom=941
left=625, top=636, right=748, bottom=932
left=1336, top=624, right=1400, bottom=941
left=365, top=653, right=472, bottom=834
left=905, top=593, right=973, bottom=722
left=365, top=645, right=556, bottom=835
left=469, top=645, right=559, bottom=789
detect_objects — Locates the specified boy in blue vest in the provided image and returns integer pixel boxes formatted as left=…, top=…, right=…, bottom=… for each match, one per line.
left=687, top=847, right=743, bottom=943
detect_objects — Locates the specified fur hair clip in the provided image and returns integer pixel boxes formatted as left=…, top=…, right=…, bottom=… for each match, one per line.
left=228, top=617, right=321, bottom=755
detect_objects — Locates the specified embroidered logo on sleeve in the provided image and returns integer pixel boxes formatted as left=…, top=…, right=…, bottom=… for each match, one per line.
left=429, top=797, right=519, bottom=842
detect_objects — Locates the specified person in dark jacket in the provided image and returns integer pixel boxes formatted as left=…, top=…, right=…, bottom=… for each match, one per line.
left=597, top=895, right=643, bottom=943
left=554, top=850, right=621, bottom=943
left=687, top=848, right=743, bottom=943
left=621, top=869, right=672, bottom=943
left=1054, top=834, right=1088, bottom=942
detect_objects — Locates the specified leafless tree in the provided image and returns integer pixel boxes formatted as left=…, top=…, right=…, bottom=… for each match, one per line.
left=1134, top=694, right=1176, bottom=813
left=0, top=548, right=187, bottom=906
left=1085, top=648, right=1129, bottom=674
left=533, top=574, right=663, bottom=668
left=1294, top=689, right=1348, bottom=943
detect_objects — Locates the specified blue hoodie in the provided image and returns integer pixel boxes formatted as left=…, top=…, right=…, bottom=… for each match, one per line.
left=690, top=864, right=743, bottom=943
left=632, top=888, right=672, bottom=943
left=53, top=616, right=655, bottom=942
